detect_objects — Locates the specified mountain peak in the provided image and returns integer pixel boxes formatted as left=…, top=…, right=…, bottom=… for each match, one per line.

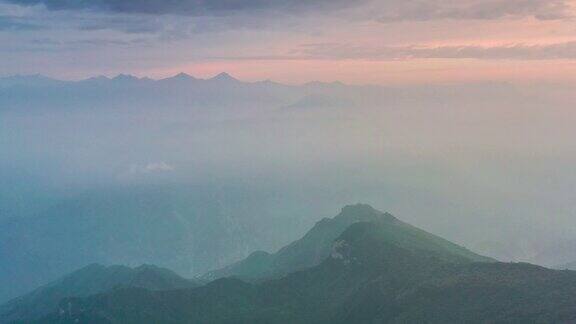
left=159, top=72, right=197, bottom=83
left=173, top=72, right=195, bottom=80
left=341, top=203, right=378, bottom=213
left=112, top=74, right=139, bottom=82
left=86, top=75, right=110, bottom=81
left=210, top=72, right=239, bottom=82
left=336, top=204, right=396, bottom=223
left=203, top=204, right=399, bottom=281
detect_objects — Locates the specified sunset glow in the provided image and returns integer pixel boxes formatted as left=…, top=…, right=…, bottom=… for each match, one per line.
left=1, top=0, right=576, bottom=84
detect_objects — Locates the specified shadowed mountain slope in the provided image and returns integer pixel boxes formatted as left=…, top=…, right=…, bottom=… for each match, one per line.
left=0, top=263, right=198, bottom=323
left=0, top=184, right=311, bottom=303
left=203, top=204, right=492, bottom=281
left=37, top=216, right=576, bottom=323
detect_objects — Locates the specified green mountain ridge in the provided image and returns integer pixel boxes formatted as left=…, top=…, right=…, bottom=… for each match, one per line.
left=0, top=183, right=312, bottom=303
left=0, top=263, right=198, bottom=323
left=203, top=204, right=492, bottom=281
left=37, top=211, right=576, bottom=323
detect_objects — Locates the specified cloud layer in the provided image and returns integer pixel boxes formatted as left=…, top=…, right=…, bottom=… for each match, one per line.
left=4, top=0, right=353, bottom=15
left=5, top=0, right=572, bottom=21
left=0, top=15, right=39, bottom=30
left=297, top=41, right=576, bottom=61
left=373, top=0, right=573, bottom=22
left=1, top=0, right=576, bottom=82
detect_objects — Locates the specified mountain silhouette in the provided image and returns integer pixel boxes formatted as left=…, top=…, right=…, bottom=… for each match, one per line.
left=31, top=205, right=576, bottom=323
left=203, top=204, right=491, bottom=281
left=0, top=263, right=198, bottom=323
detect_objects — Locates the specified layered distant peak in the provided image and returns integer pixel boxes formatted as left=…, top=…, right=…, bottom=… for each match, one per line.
left=157, top=72, right=199, bottom=85
left=175, top=72, right=192, bottom=78
left=210, top=72, right=239, bottom=82
left=112, top=74, right=140, bottom=82
left=83, top=75, right=110, bottom=82
left=171, top=72, right=196, bottom=80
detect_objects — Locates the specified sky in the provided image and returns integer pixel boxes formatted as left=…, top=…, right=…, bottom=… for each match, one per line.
left=1, top=0, right=576, bottom=84
left=3, top=0, right=576, bottom=283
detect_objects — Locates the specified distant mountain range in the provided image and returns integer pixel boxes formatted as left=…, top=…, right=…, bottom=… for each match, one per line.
left=1, top=72, right=381, bottom=305
left=4, top=73, right=576, bottom=322
left=0, top=72, right=457, bottom=114
left=0, top=73, right=333, bottom=113
left=4, top=204, right=576, bottom=323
